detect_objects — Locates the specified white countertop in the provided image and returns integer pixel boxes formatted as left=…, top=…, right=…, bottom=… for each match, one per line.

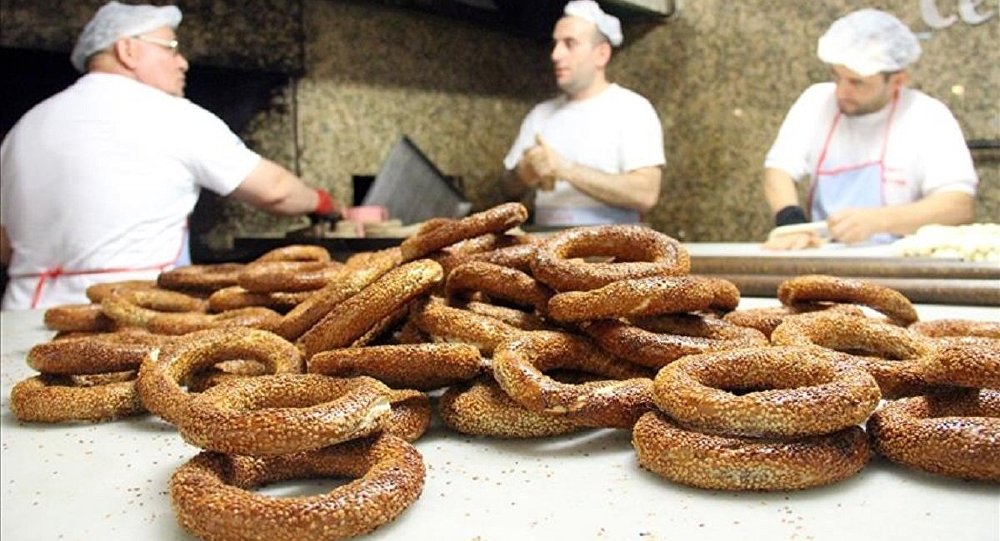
left=2, top=299, right=999, bottom=541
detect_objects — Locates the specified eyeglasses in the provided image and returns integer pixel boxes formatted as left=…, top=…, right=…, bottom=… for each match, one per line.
left=134, top=34, right=180, bottom=55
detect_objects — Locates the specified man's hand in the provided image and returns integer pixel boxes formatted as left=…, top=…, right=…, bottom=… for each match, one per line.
left=827, top=208, right=885, bottom=244
left=762, top=231, right=823, bottom=250
left=521, top=134, right=570, bottom=191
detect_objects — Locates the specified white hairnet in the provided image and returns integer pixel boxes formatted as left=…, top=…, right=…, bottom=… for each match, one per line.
left=817, top=8, right=921, bottom=77
left=563, top=1, right=623, bottom=47
left=70, top=1, right=182, bottom=73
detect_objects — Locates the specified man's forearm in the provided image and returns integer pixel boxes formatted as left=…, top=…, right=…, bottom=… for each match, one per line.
left=877, top=191, right=975, bottom=236
left=763, top=167, right=801, bottom=215
left=560, top=163, right=661, bottom=213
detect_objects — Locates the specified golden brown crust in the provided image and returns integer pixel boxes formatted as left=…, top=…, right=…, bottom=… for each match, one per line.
left=653, top=345, right=881, bottom=438
left=546, top=275, right=717, bottom=323
left=177, top=374, right=392, bottom=456
left=439, top=377, right=585, bottom=438
left=237, top=261, right=342, bottom=293
left=633, top=411, right=870, bottom=491
left=169, top=434, right=425, bottom=541
left=157, top=263, right=246, bottom=292
left=252, top=244, right=332, bottom=263
left=399, top=202, right=528, bottom=261
left=27, top=332, right=172, bottom=375
left=136, top=327, right=303, bottom=425
left=770, top=312, right=941, bottom=399
left=297, top=259, right=443, bottom=357
left=383, top=388, right=433, bottom=442
left=909, top=318, right=1000, bottom=338
left=145, top=307, right=282, bottom=335
left=777, top=274, right=918, bottom=326
left=530, top=224, right=689, bottom=292
left=492, top=330, right=654, bottom=428
left=43, top=302, right=116, bottom=332
left=722, top=303, right=865, bottom=338
left=921, top=336, right=1000, bottom=389
left=308, top=343, right=485, bottom=391
left=273, top=248, right=401, bottom=341
left=583, top=313, right=768, bottom=369
left=100, top=289, right=208, bottom=328
left=10, top=373, right=144, bottom=422
left=445, top=261, right=553, bottom=314
left=867, top=389, right=1000, bottom=482
left=409, top=297, right=524, bottom=355
left=207, top=286, right=313, bottom=313
left=85, top=280, right=158, bottom=303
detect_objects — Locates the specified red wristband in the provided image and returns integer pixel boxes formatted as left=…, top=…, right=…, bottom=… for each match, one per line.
left=314, top=189, right=336, bottom=215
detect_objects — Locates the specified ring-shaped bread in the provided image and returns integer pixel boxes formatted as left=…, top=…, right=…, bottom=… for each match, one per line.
left=652, top=345, right=881, bottom=438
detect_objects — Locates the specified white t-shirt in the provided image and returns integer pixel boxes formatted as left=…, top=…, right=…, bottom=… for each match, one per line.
left=503, top=83, right=665, bottom=226
left=0, top=73, right=259, bottom=309
left=765, top=83, right=978, bottom=209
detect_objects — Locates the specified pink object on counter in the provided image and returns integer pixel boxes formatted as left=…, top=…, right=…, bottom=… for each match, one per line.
left=342, top=206, right=389, bottom=223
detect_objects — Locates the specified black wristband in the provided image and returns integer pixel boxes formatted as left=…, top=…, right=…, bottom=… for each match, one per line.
left=774, top=205, right=808, bottom=227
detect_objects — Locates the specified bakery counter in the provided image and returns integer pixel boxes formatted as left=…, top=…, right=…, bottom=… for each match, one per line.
left=686, top=243, right=1000, bottom=306
left=230, top=236, right=999, bottom=306
left=2, top=300, right=998, bottom=541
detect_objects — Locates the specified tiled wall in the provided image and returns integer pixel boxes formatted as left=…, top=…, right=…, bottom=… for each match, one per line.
left=3, top=0, right=996, bottom=253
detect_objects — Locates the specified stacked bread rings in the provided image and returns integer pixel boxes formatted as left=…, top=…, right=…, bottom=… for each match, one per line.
left=10, top=204, right=1000, bottom=541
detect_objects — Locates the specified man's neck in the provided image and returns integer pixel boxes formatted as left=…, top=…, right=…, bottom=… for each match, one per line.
left=567, top=77, right=611, bottom=102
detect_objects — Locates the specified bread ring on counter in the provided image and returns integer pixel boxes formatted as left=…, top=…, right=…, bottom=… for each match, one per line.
left=400, top=202, right=529, bottom=261
left=722, top=303, right=865, bottom=339
left=409, top=297, right=523, bottom=355
left=530, top=224, right=689, bottom=292
left=170, top=434, right=424, bottom=541
left=157, top=263, right=246, bottom=292
left=921, top=337, right=1000, bottom=389
left=445, top=261, right=553, bottom=314
left=867, top=389, right=1000, bottom=482
left=653, top=345, right=881, bottom=438
left=439, top=377, right=586, bottom=438
left=274, top=248, right=402, bottom=341
left=633, top=411, right=870, bottom=491
left=238, top=261, right=343, bottom=293
left=252, top=244, right=332, bottom=263
left=85, top=279, right=158, bottom=303
left=432, top=233, right=526, bottom=273
left=908, top=318, right=1000, bottom=339
left=207, top=286, right=314, bottom=313
left=27, top=332, right=172, bottom=375
left=145, top=307, right=283, bottom=335
left=583, top=314, right=768, bottom=369
left=492, top=330, right=654, bottom=428
left=10, top=371, right=144, bottom=423
left=101, top=289, right=208, bottom=329
left=298, top=259, right=444, bottom=357
left=43, top=302, right=117, bottom=332
left=382, top=388, right=433, bottom=442
left=177, top=374, right=391, bottom=456
left=770, top=312, right=940, bottom=399
left=458, top=300, right=553, bottom=331
left=136, top=327, right=303, bottom=425
left=185, top=360, right=269, bottom=393
left=546, top=275, right=718, bottom=323
left=308, top=343, right=485, bottom=391
left=777, top=274, right=918, bottom=326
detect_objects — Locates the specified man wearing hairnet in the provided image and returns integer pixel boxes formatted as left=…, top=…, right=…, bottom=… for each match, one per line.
left=0, top=1, right=341, bottom=309
left=501, top=0, right=665, bottom=226
left=762, top=8, right=977, bottom=249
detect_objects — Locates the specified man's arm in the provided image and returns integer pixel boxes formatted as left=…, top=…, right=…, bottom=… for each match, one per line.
left=762, top=167, right=821, bottom=250
left=1, top=225, right=11, bottom=267
left=524, top=135, right=661, bottom=213
left=228, top=158, right=338, bottom=217
left=827, top=191, right=975, bottom=244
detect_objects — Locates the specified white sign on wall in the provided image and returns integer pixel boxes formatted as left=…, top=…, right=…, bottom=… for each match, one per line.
left=920, top=0, right=997, bottom=29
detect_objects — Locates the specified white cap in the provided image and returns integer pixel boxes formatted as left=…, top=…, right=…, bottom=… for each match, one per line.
left=817, top=8, right=921, bottom=77
left=563, top=1, right=623, bottom=47
left=70, top=1, right=182, bottom=73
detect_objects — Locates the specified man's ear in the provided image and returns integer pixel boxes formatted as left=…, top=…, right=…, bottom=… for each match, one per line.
left=594, top=41, right=612, bottom=68
left=112, top=38, right=141, bottom=70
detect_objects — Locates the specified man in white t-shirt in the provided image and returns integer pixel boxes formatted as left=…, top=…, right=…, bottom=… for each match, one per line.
left=763, top=8, right=977, bottom=249
left=501, top=1, right=665, bottom=226
left=0, top=1, right=341, bottom=309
